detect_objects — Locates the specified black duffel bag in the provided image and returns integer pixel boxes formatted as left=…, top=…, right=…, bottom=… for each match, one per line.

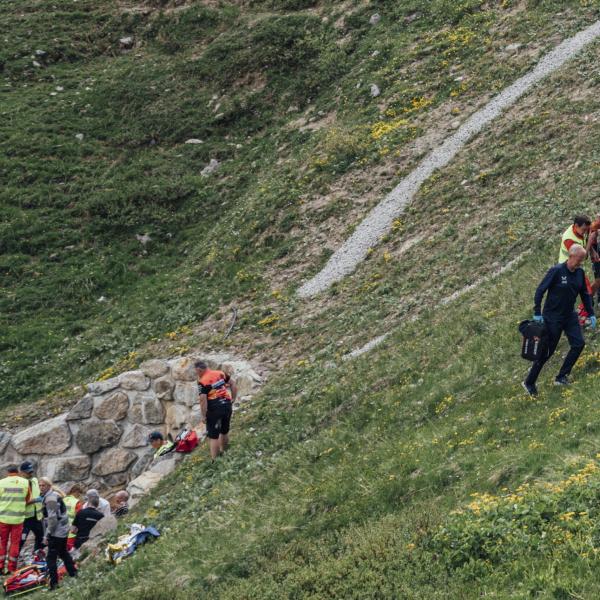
left=518, top=319, right=549, bottom=361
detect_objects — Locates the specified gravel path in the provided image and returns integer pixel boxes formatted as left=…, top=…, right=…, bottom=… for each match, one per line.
left=342, top=252, right=529, bottom=361
left=298, top=21, right=600, bottom=298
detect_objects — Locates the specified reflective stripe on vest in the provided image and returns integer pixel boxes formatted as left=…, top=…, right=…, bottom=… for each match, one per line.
left=0, top=476, right=29, bottom=525
left=154, top=441, right=174, bottom=459
left=559, top=225, right=586, bottom=263
left=24, top=477, right=41, bottom=520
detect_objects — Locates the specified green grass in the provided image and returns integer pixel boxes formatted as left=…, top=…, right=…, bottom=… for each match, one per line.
left=3, top=0, right=599, bottom=406
left=4, top=0, right=600, bottom=597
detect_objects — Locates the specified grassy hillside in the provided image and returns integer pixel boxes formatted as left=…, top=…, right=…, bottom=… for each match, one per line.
left=2, top=0, right=598, bottom=407
left=4, top=0, right=600, bottom=597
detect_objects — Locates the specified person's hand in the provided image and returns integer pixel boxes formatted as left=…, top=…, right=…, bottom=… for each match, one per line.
left=590, top=316, right=597, bottom=329
left=533, top=314, right=544, bottom=324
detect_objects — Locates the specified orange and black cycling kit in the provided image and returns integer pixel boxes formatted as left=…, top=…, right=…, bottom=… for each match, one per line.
left=198, top=369, right=232, bottom=403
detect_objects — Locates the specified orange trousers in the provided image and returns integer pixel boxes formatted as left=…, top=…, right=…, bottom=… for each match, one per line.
left=0, top=522, right=24, bottom=572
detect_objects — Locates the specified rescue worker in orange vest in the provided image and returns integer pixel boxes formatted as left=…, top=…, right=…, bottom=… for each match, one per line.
left=0, top=465, right=31, bottom=574
left=195, top=361, right=238, bottom=459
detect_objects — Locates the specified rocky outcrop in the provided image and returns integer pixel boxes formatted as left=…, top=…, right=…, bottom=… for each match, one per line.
left=76, top=420, right=122, bottom=454
left=0, top=353, right=262, bottom=495
left=94, top=391, right=129, bottom=421
left=12, top=415, right=71, bottom=455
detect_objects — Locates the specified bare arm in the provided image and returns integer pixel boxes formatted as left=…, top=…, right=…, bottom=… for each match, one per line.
left=228, top=377, right=237, bottom=402
left=199, top=393, right=208, bottom=421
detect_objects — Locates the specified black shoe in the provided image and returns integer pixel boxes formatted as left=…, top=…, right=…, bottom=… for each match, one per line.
left=522, top=381, right=538, bottom=396
left=554, top=375, right=570, bottom=386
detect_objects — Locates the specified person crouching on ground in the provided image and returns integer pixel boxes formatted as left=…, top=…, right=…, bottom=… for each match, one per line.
left=148, top=431, right=174, bottom=461
left=523, top=244, right=596, bottom=396
left=195, top=360, right=238, bottom=460
left=39, top=477, right=77, bottom=590
left=112, top=491, right=129, bottom=518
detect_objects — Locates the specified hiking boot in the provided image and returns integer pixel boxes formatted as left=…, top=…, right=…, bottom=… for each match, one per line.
left=554, top=375, right=571, bottom=386
left=522, top=381, right=538, bottom=396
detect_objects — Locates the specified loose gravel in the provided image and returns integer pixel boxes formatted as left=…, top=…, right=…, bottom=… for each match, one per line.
left=298, top=21, right=600, bottom=298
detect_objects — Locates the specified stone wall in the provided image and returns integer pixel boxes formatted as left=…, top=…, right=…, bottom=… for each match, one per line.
left=0, top=354, right=262, bottom=495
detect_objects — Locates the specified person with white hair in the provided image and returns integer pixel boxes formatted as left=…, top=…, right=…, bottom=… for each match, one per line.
left=39, top=477, right=77, bottom=590
left=523, top=244, right=596, bottom=396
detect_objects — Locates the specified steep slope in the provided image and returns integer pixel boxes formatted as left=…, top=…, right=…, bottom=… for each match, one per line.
left=3, top=0, right=600, bottom=598
left=2, top=0, right=598, bottom=408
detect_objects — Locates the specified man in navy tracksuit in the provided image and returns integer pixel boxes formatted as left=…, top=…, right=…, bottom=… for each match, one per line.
left=523, top=244, right=596, bottom=396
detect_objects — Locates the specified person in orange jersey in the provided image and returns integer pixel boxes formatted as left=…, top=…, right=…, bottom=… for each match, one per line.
left=195, top=361, right=238, bottom=459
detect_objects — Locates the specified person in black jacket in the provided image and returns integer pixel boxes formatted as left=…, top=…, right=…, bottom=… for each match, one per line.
left=523, top=244, right=596, bottom=396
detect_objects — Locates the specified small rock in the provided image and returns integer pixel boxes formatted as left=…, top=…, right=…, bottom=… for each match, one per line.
left=153, top=375, right=175, bottom=401
left=94, top=391, right=129, bottom=421
left=135, top=233, right=151, bottom=246
left=12, top=415, right=71, bottom=455
left=505, top=43, right=522, bottom=52
left=371, top=50, right=380, bottom=57
left=92, top=448, right=137, bottom=476
left=127, top=472, right=163, bottom=504
left=67, top=394, right=94, bottom=421
left=369, top=13, right=381, bottom=25
left=119, top=36, right=134, bottom=49
left=139, top=359, right=169, bottom=379
left=75, top=133, right=84, bottom=141
left=56, top=86, right=64, bottom=92
left=75, top=420, right=122, bottom=454
left=370, top=83, right=381, bottom=98
left=201, top=159, right=220, bottom=177
left=97, top=295, right=107, bottom=302
left=0, top=432, right=12, bottom=455
left=32, top=61, right=41, bottom=68
left=119, top=370, right=150, bottom=391
left=128, top=391, right=164, bottom=424
left=35, top=49, right=47, bottom=57
left=121, top=424, right=153, bottom=449
left=184, top=138, right=203, bottom=144
left=87, top=377, right=120, bottom=396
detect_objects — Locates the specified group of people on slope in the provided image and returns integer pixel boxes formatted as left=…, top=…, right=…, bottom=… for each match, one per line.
left=0, top=461, right=129, bottom=590
left=0, top=361, right=237, bottom=591
left=523, top=215, right=600, bottom=396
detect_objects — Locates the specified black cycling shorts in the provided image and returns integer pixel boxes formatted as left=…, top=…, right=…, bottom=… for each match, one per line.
left=206, top=400, right=233, bottom=439
left=593, top=262, right=600, bottom=279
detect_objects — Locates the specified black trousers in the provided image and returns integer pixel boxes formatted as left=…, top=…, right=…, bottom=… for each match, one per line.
left=20, top=516, right=44, bottom=552
left=526, top=313, right=585, bottom=385
left=46, top=536, right=77, bottom=588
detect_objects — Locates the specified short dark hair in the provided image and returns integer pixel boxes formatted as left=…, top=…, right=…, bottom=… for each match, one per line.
left=194, top=360, right=208, bottom=370
left=574, top=214, right=591, bottom=227
left=148, top=431, right=164, bottom=442
left=6, top=465, right=19, bottom=474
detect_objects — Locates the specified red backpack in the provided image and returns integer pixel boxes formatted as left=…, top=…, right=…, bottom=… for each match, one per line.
left=175, top=429, right=198, bottom=453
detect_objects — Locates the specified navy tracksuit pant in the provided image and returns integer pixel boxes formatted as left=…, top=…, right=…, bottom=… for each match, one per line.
left=525, top=312, right=585, bottom=385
